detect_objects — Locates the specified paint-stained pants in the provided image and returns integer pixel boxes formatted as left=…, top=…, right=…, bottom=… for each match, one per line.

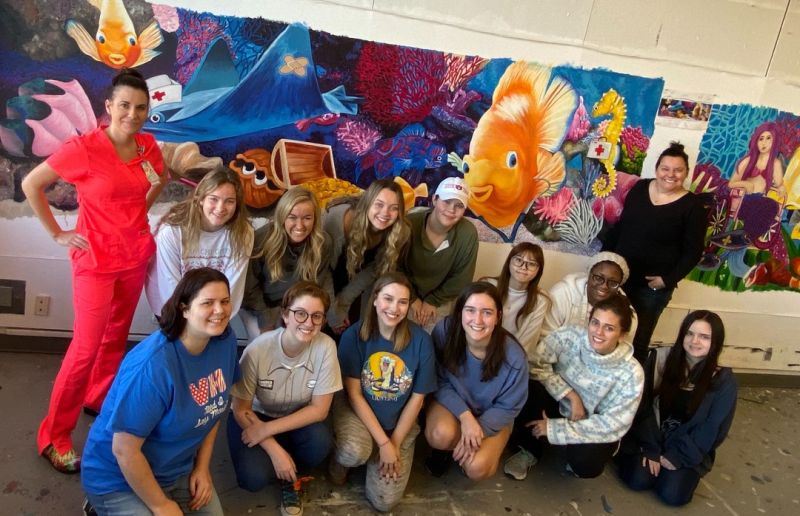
left=37, top=262, right=148, bottom=454
left=332, top=395, right=420, bottom=513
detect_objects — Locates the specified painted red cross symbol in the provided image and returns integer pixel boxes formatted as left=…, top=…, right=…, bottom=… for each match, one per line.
left=152, top=90, right=166, bottom=101
left=594, top=144, right=605, bottom=156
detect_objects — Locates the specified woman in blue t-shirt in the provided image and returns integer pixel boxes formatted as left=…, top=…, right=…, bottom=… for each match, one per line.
left=329, top=272, right=436, bottom=512
left=81, top=268, right=239, bottom=516
left=425, top=281, right=528, bottom=480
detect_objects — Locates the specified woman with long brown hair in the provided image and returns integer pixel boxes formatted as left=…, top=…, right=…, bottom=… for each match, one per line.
left=145, top=167, right=253, bottom=318
left=425, top=282, right=528, bottom=480
left=329, top=272, right=435, bottom=512
left=617, top=310, right=736, bottom=506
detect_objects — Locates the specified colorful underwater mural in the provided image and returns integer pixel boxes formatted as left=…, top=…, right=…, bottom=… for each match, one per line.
left=687, top=104, right=800, bottom=293
left=0, top=0, right=664, bottom=256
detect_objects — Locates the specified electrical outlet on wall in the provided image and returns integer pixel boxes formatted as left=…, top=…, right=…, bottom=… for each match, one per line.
left=34, top=295, right=50, bottom=316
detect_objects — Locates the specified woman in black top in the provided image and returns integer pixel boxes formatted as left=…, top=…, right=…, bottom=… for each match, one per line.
left=603, top=143, right=706, bottom=364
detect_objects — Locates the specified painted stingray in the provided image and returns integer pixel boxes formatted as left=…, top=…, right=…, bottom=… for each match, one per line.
left=144, top=23, right=358, bottom=142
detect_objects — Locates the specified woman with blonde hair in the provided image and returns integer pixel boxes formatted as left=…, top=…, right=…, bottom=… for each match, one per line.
left=241, top=187, right=332, bottom=338
left=329, top=272, right=436, bottom=512
left=323, top=179, right=411, bottom=334
left=146, top=167, right=254, bottom=317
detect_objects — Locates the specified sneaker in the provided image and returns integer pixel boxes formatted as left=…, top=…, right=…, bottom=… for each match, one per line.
left=565, top=462, right=579, bottom=478
left=43, top=445, right=81, bottom=473
left=82, top=406, right=99, bottom=418
left=504, top=447, right=537, bottom=480
left=327, top=456, right=348, bottom=486
left=280, top=479, right=304, bottom=516
left=424, top=449, right=453, bottom=478
left=82, top=498, right=97, bottom=516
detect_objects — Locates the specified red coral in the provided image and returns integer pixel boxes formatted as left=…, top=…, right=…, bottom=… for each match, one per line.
left=775, top=113, right=800, bottom=160
left=441, top=54, right=488, bottom=92
left=355, top=42, right=446, bottom=126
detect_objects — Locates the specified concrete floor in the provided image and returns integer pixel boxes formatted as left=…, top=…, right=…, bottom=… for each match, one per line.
left=2, top=351, right=799, bottom=516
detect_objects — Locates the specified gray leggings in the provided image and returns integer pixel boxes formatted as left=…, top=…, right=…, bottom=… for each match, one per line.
left=332, top=395, right=420, bottom=512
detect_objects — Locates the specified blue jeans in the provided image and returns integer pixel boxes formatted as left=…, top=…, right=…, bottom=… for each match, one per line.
left=86, top=473, right=223, bottom=516
left=625, top=285, right=673, bottom=364
left=227, top=411, right=333, bottom=492
left=617, top=451, right=701, bottom=506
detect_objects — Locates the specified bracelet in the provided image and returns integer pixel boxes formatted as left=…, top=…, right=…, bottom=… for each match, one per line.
left=378, top=439, right=390, bottom=448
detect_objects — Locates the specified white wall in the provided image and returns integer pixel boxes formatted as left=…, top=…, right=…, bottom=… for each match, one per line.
left=2, top=0, right=799, bottom=373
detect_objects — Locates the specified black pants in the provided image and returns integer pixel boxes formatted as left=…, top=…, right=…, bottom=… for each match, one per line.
left=616, top=451, right=701, bottom=506
left=626, top=284, right=673, bottom=365
left=511, top=380, right=618, bottom=478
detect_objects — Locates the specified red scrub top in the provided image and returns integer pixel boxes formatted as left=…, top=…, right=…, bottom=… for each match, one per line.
left=46, top=126, right=165, bottom=273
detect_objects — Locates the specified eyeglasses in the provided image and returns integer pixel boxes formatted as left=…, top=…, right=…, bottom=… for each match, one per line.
left=286, top=308, right=326, bottom=326
left=590, top=273, right=621, bottom=290
left=511, top=256, right=539, bottom=270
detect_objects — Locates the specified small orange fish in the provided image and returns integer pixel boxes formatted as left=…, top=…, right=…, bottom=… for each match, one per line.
left=462, top=62, right=576, bottom=227
left=393, top=177, right=429, bottom=212
left=65, top=0, right=163, bottom=69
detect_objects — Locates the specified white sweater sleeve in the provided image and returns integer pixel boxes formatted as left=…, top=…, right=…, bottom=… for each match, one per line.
left=145, top=224, right=183, bottom=316
left=224, top=226, right=254, bottom=316
left=516, top=294, right=549, bottom=367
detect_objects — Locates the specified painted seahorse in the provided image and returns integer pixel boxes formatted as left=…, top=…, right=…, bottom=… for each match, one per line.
left=591, top=89, right=627, bottom=197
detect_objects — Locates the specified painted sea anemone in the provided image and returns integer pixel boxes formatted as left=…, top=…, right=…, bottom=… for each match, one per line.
left=533, top=188, right=575, bottom=225
left=555, top=198, right=603, bottom=247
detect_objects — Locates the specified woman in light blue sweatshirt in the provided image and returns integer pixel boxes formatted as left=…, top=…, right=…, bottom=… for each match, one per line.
left=506, top=294, right=643, bottom=481
left=425, top=282, right=528, bottom=480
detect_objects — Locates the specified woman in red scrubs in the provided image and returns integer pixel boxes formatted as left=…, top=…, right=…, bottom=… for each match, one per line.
left=21, top=68, right=167, bottom=473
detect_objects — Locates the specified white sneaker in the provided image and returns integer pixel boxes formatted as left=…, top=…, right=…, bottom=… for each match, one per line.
left=503, top=447, right=537, bottom=480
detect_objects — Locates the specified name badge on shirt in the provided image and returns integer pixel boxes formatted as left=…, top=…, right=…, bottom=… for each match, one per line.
left=258, top=379, right=274, bottom=390
left=141, top=160, right=160, bottom=186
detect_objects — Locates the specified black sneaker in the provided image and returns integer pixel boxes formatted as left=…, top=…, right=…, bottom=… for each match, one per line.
left=280, top=479, right=303, bottom=516
left=425, top=449, right=453, bottom=478
left=82, top=498, right=97, bottom=516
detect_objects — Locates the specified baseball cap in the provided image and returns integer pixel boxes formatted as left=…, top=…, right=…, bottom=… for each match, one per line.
left=434, top=177, right=470, bottom=207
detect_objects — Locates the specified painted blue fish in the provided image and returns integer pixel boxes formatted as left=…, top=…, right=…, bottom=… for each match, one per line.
left=356, top=125, right=447, bottom=181
left=144, top=23, right=358, bottom=142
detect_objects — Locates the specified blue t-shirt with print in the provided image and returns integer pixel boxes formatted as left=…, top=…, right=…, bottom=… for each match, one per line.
left=338, top=321, right=436, bottom=431
left=81, top=327, right=239, bottom=495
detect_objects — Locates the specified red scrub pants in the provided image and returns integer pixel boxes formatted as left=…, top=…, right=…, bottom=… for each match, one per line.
left=37, top=261, right=148, bottom=454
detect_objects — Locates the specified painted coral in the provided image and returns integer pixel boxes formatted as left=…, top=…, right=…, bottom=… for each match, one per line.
left=336, top=117, right=382, bottom=156
left=152, top=4, right=180, bottom=33
left=533, top=187, right=575, bottom=225
left=566, top=96, right=590, bottom=142
left=555, top=198, right=603, bottom=247
left=619, top=126, right=649, bottom=159
left=355, top=42, right=446, bottom=126
left=441, top=54, right=488, bottom=93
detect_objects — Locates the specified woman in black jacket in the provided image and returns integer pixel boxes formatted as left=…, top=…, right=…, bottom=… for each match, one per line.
left=616, top=310, right=737, bottom=506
